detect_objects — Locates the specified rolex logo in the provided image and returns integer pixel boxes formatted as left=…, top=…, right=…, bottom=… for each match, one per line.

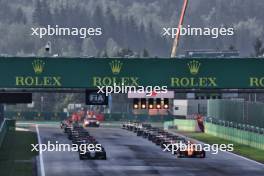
left=187, top=60, right=201, bottom=75
left=32, top=59, right=45, bottom=74
left=109, top=60, right=123, bottom=75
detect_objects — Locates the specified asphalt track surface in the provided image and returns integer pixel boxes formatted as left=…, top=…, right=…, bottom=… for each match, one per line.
left=35, top=125, right=264, bottom=176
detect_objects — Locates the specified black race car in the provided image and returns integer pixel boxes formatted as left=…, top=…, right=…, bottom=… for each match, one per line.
left=62, top=121, right=108, bottom=160
left=142, top=127, right=160, bottom=139
left=67, top=126, right=86, bottom=140
left=64, top=125, right=72, bottom=133
left=151, top=132, right=171, bottom=145
left=160, top=135, right=178, bottom=147
left=78, top=141, right=107, bottom=160
left=161, top=136, right=186, bottom=149
left=60, top=120, right=67, bottom=129
left=147, top=129, right=164, bottom=141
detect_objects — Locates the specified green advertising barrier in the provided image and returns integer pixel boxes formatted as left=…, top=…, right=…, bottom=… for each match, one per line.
left=164, top=119, right=197, bottom=131
left=164, top=121, right=174, bottom=130
left=0, top=119, right=16, bottom=148
left=205, top=122, right=264, bottom=150
left=1, top=57, right=264, bottom=89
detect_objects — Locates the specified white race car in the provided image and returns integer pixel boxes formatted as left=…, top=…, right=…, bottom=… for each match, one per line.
left=83, top=117, right=100, bottom=127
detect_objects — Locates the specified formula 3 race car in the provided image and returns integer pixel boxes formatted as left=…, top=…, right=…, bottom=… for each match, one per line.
left=78, top=141, right=107, bottom=160
left=173, top=141, right=206, bottom=158
left=83, top=117, right=100, bottom=127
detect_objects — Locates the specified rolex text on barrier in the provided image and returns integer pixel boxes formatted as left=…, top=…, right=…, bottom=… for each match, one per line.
left=0, top=57, right=263, bottom=89
left=15, top=59, right=62, bottom=88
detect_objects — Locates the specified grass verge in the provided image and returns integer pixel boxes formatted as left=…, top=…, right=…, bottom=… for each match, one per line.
left=0, top=128, right=38, bottom=176
left=179, top=132, right=264, bottom=164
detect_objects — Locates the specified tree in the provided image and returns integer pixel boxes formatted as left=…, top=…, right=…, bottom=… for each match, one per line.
left=81, top=38, right=98, bottom=57
left=147, top=21, right=155, bottom=40
left=106, top=38, right=119, bottom=57
left=147, top=21, right=156, bottom=53
left=32, top=0, right=42, bottom=24
left=14, top=8, right=27, bottom=24
left=32, top=0, right=53, bottom=26
left=254, top=38, right=264, bottom=57
left=62, top=43, right=78, bottom=57
left=116, top=15, right=125, bottom=46
left=105, top=7, right=117, bottom=39
left=139, top=23, right=146, bottom=49
left=117, top=48, right=134, bottom=57
left=127, top=16, right=138, bottom=50
left=41, top=0, right=53, bottom=26
left=100, top=50, right=109, bottom=58
left=92, top=6, right=105, bottom=49
left=0, top=2, right=12, bottom=23
left=229, top=44, right=236, bottom=51
left=93, top=6, right=104, bottom=28
left=142, top=49, right=149, bottom=57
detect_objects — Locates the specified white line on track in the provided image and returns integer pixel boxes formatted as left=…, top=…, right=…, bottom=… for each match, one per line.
left=36, top=125, right=46, bottom=176
left=222, top=150, right=264, bottom=167
left=0, top=119, right=6, bottom=131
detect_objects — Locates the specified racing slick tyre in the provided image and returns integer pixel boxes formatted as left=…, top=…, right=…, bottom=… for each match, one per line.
left=79, top=154, right=85, bottom=160
left=89, top=151, right=96, bottom=159
left=175, top=151, right=184, bottom=158
left=199, top=151, right=206, bottom=158
left=102, top=155, right=107, bottom=160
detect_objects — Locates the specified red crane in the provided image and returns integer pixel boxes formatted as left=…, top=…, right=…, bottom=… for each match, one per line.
left=171, top=0, right=189, bottom=58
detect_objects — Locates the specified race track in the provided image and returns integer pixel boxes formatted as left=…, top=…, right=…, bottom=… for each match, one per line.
left=34, top=125, right=264, bottom=176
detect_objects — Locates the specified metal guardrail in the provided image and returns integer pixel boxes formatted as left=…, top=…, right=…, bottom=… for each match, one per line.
left=205, top=121, right=264, bottom=150
left=207, top=99, right=264, bottom=129
left=205, top=117, right=264, bottom=135
left=164, top=118, right=264, bottom=150
left=104, top=113, right=174, bottom=122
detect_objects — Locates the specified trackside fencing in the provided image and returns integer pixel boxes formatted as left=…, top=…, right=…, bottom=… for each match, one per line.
left=0, top=119, right=16, bottom=148
left=208, top=99, right=264, bottom=128
left=104, top=113, right=174, bottom=122
left=205, top=122, right=264, bottom=150
left=164, top=119, right=264, bottom=150
left=4, top=112, right=173, bottom=122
